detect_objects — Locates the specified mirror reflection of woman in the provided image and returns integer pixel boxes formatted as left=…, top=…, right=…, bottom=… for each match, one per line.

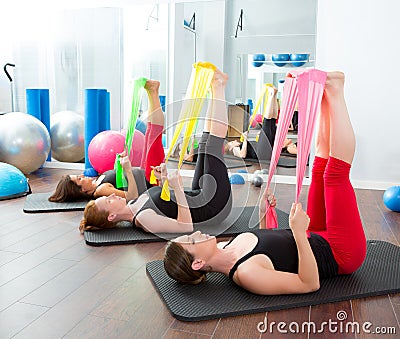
left=225, top=86, right=297, bottom=161
left=164, top=72, right=367, bottom=296
left=48, top=80, right=165, bottom=203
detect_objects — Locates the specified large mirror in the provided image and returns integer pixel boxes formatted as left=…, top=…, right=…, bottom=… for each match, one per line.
left=223, top=0, right=318, bottom=176
left=1, top=2, right=169, bottom=168
left=0, top=0, right=317, bottom=177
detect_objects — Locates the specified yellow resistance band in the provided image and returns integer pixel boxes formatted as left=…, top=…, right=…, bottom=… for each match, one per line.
left=241, top=83, right=273, bottom=142
left=155, top=62, right=216, bottom=201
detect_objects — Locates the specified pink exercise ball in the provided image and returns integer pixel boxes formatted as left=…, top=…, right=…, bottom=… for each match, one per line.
left=255, top=114, right=263, bottom=124
left=120, top=129, right=145, bottom=167
left=250, top=114, right=263, bottom=127
left=88, top=130, right=125, bottom=173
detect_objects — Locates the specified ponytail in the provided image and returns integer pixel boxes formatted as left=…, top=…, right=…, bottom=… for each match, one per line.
left=164, top=241, right=207, bottom=285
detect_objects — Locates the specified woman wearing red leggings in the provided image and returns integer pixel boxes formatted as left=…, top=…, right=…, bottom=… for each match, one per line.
left=164, top=71, right=367, bottom=295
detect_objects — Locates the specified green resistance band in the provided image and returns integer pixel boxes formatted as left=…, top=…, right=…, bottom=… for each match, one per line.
left=115, top=77, right=147, bottom=189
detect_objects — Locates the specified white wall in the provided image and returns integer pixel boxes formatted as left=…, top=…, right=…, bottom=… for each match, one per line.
left=316, top=0, right=400, bottom=188
left=123, top=3, right=168, bottom=128
left=224, top=0, right=317, bottom=104
left=167, top=1, right=225, bottom=143
left=0, top=6, right=123, bottom=130
left=183, top=1, right=225, bottom=68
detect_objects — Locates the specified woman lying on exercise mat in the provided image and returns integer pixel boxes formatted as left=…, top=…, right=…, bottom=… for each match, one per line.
left=48, top=80, right=165, bottom=203
left=164, top=72, right=367, bottom=295
left=79, top=68, right=232, bottom=234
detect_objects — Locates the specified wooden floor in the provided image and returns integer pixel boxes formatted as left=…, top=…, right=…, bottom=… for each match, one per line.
left=0, top=166, right=399, bottom=339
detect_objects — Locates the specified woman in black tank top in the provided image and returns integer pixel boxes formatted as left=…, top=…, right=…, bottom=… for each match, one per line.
left=164, top=71, right=367, bottom=295
left=80, top=67, right=233, bottom=235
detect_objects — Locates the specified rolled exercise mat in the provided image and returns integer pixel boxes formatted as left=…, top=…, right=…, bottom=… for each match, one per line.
left=98, top=89, right=110, bottom=131
left=26, top=88, right=51, bottom=160
left=84, top=88, right=110, bottom=169
left=146, top=240, right=400, bottom=321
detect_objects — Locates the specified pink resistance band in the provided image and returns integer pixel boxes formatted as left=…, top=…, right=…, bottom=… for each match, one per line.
left=264, top=69, right=327, bottom=229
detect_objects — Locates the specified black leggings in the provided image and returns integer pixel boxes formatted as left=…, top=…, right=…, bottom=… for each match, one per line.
left=247, top=117, right=276, bottom=161
left=188, top=132, right=232, bottom=223
left=141, top=132, right=232, bottom=225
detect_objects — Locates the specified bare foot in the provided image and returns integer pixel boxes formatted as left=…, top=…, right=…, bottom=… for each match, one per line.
left=267, top=86, right=278, bottom=96
left=211, top=69, right=229, bottom=88
left=324, top=71, right=345, bottom=95
left=145, top=79, right=160, bottom=93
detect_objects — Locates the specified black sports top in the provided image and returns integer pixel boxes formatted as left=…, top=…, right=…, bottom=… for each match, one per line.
left=94, top=169, right=151, bottom=195
left=226, top=229, right=338, bottom=280
left=100, top=170, right=120, bottom=187
left=133, top=186, right=207, bottom=223
left=132, top=185, right=231, bottom=225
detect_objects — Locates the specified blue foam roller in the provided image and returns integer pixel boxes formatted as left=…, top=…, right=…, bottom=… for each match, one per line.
left=136, top=119, right=147, bottom=135
left=237, top=169, right=248, bottom=173
left=83, top=168, right=98, bottom=177
left=159, top=95, right=166, bottom=112
left=26, top=89, right=41, bottom=120
left=84, top=89, right=101, bottom=169
left=98, top=89, right=110, bottom=132
left=26, top=88, right=51, bottom=161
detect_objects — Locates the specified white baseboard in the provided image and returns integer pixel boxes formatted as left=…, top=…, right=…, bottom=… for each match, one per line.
left=43, top=161, right=85, bottom=170
left=350, top=180, right=394, bottom=191
left=42, top=163, right=390, bottom=191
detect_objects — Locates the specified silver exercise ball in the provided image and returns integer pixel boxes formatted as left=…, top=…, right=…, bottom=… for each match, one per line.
left=0, top=112, right=51, bottom=174
left=50, top=111, right=84, bottom=162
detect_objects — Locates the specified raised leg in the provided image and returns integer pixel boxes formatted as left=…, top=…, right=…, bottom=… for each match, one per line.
left=318, top=72, right=366, bottom=274
left=202, top=69, right=231, bottom=218
left=192, top=69, right=229, bottom=190
left=325, top=72, right=355, bottom=164
left=307, top=92, right=331, bottom=232
left=209, top=69, right=229, bottom=138
left=145, top=80, right=164, bottom=126
left=264, top=86, right=278, bottom=119
left=141, top=80, right=165, bottom=180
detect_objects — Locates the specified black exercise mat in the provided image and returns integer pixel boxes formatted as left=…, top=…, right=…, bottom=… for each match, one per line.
left=84, top=206, right=289, bottom=246
left=23, top=193, right=88, bottom=213
left=146, top=240, right=400, bottom=321
left=169, top=157, right=251, bottom=168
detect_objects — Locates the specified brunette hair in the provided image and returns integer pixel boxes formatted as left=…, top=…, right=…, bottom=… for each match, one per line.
left=79, top=200, right=117, bottom=234
left=223, top=141, right=233, bottom=155
left=48, top=175, right=92, bottom=202
left=163, top=241, right=207, bottom=285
